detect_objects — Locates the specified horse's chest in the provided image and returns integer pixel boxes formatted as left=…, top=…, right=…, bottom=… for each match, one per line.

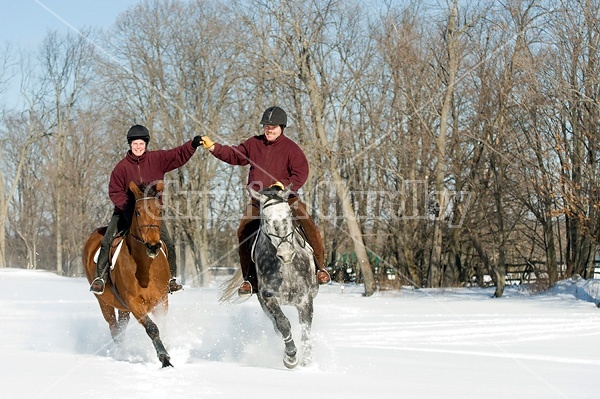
left=258, top=261, right=310, bottom=302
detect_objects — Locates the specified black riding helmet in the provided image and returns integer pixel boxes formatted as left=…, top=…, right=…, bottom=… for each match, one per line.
left=127, top=124, right=150, bottom=144
left=260, top=106, right=287, bottom=128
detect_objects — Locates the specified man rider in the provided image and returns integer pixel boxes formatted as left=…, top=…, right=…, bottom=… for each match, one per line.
left=197, top=106, right=330, bottom=296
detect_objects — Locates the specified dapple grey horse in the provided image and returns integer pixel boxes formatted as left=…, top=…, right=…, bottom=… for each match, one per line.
left=222, top=186, right=319, bottom=368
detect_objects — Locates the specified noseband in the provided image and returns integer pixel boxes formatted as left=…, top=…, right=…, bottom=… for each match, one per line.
left=130, top=196, right=161, bottom=245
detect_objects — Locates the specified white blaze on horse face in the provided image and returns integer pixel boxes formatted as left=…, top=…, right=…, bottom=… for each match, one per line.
left=262, top=202, right=296, bottom=264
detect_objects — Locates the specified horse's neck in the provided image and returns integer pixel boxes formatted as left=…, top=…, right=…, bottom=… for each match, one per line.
left=125, top=234, right=153, bottom=267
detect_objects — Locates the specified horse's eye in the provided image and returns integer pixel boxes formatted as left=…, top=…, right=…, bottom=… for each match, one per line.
left=135, top=210, right=140, bottom=217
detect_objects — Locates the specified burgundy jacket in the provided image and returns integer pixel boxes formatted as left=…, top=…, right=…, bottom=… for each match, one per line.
left=211, top=134, right=309, bottom=193
left=109, top=140, right=196, bottom=213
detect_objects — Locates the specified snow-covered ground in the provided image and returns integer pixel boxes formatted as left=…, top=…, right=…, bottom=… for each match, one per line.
left=1, top=268, right=599, bottom=399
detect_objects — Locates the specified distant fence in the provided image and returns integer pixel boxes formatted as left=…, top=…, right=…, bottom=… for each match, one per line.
left=504, top=261, right=600, bottom=285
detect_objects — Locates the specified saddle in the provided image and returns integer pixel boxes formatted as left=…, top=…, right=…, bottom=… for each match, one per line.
left=108, top=232, right=126, bottom=264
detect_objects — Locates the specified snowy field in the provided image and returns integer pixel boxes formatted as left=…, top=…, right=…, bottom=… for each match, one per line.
left=1, top=268, right=600, bottom=399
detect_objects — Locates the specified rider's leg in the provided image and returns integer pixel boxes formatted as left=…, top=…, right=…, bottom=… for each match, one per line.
left=161, top=223, right=182, bottom=293
left=90, top=214, right=120, bottom=294
left=289, top=197, right=330, bottom=285
left=237, top=202, right=260, bottom=296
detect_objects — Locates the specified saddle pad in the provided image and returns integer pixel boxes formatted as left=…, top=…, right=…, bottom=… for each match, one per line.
left=92, top=240, right=124, bottom=269
left=93, top=247, right=101, bottom=264
left=110, top=240, right=125, bottom=270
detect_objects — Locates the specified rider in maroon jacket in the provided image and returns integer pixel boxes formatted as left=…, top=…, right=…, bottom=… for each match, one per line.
left=199, top=106, right=330, bottom=297
left=89, top=125, right=202, bottom=295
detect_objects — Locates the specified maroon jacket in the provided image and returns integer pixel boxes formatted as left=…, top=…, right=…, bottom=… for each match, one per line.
left=211, top=134, right=309, bottom=193
left=109, top=140, right=196, bottom=213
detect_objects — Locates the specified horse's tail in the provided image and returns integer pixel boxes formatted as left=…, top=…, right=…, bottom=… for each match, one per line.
left=218, top=267, right=244, bottom=304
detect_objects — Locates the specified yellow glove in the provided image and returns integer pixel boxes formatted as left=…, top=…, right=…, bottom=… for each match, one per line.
left=200, top=136, right=214, bottom=149
left=270, top=181, right=285, bottom=190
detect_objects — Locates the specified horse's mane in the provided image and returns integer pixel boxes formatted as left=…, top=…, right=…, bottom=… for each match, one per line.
left=136, top=183, right=160, bottom=198
left=259, top=186, right=288, bottom=202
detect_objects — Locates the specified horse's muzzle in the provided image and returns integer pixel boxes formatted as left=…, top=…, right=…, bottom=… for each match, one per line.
left=277, top=246, right=296, bottom=264
left=146, top=242, right=161, bottom=258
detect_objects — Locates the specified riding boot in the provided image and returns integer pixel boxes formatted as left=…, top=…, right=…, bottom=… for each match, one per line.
left=288, top=197, right=330, bottom=285
left=167, top=256, right=182, bottom=293
left=238, top=233, right=259, bottom=297
left=237, top=203, right=260, bottom=297
left=238, top=248, right=258, bottom=297
left=90, top=214, right=121, bottom=295
left=161, top=223, right=182, bottom=293
left=90, top=246, right=109, bottom=295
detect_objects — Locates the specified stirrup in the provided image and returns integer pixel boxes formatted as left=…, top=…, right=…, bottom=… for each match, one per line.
left=90, top=277, right=105, bottom=295
left=238, top=281, right=253, bottom=297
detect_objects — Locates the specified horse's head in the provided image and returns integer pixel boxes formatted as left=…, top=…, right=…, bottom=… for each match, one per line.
left=129, top=180, right=164, bottom=258
left=250, top=185, right=296, bottom=264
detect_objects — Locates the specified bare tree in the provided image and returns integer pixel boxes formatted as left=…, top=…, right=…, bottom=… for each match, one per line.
left=371, top=3, right=437, bottom=287
left=37, top=29, right=96, bottom=274
left=98, top=0, right=247, bottom=285
left=0, top=48, right=50, bottom=269
left=543, top=0, right=600, bottom=278
left=232, top=0, right=377, bottom=295
left=0, top=111, right=49, bottom=269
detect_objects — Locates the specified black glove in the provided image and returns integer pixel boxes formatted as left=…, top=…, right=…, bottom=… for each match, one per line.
left=192, top=135, right=202, bottom=149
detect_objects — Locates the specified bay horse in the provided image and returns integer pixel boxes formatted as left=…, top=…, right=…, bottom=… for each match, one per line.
left=83, top=180, right=172, bottom=367
left=222, top=185, right=319, bottom=369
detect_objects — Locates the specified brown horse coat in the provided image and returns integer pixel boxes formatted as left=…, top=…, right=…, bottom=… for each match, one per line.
left=83, top=180, right=173, bottom=367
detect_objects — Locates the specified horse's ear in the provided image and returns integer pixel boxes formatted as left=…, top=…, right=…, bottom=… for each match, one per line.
left=129, top=181, right=142, bottom=197
left=278, top=185, right=292, bottom=201
left=155, top=180, right=164, bottom=193
left=249, top=187, right=268, bottom=203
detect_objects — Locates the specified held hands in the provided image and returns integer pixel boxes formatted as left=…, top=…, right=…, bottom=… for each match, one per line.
left=192, top=135, right=215, bottom=150
left=200, top=136, right=214, bottom=149
left=192, top=136, right=202, bottom=149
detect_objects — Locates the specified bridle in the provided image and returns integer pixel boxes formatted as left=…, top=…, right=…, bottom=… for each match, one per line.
left=260, top=198, right=296, bottom=250
left=130, top=196, right=161, bottom=245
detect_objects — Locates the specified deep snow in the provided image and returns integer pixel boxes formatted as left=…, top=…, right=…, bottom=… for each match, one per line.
left=1, top=268, right=600, bottom=399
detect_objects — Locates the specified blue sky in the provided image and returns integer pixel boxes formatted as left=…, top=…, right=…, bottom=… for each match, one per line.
left=0, top=1, right=141, bottom=107
left=0, top=0, right=140, bottom=50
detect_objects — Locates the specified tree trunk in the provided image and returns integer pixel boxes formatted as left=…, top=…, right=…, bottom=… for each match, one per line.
left=331, top=167, right=377, bottom=295
left=429, top=0, right=459, bottom=287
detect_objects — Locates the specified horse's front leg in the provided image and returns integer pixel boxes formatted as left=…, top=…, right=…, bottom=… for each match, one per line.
left=137, top=314, right=172, bottom=368
left=297, top=299, right=314, bottom=366
left=96, top=299, right=121, bottom=341
left=259, top=295, right=298, bottom=369
left=114, top=310, right=130, bottom=343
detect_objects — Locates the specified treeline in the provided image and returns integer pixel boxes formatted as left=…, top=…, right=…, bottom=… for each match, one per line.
left=1, top=0, right=599, bottom=297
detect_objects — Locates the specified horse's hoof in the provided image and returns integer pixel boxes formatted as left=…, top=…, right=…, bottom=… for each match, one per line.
left=283, top=354, right=298, bottom=369
left=159, top=354, right=173, bottom=368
